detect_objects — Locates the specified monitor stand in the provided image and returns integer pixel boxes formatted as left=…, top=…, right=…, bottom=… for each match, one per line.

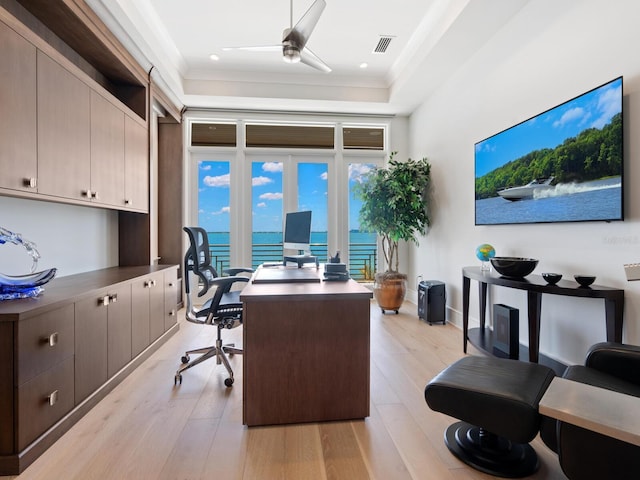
left=283, top=254, right=319, bottom=268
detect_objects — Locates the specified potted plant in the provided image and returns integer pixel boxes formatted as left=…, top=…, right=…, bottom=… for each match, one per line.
left=355, top=152, right=431, bottom=313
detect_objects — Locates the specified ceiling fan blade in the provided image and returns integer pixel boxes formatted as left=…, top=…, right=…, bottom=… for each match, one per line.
left=222, top=45, right=281, bottom=52
left=300, top=47, right=331, bottom=73
left=284, top=0, right=326, bottom=49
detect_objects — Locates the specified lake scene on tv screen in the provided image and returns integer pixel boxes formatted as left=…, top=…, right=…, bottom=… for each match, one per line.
left=475, top=77, right=622, bottom=225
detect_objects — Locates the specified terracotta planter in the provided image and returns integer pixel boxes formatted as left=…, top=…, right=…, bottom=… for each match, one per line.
left=373, top=272, right=407, bottom=314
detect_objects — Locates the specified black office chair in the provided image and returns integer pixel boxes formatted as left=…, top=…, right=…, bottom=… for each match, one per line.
left=175, top=226, right=253, bottom=387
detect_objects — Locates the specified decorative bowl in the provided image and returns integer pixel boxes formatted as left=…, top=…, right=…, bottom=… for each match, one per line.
left=574, top=275, right=596, bottom=287
left=542, top=272, right=562, bottom=285
left=490, top=257, right=539, bottom=278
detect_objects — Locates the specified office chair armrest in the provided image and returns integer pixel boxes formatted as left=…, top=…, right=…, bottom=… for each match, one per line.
left=585, top=342, right=640, bottom=385
left=224, top=267, right=254, bottom=276
left=208, top=275, right=249, bottom=291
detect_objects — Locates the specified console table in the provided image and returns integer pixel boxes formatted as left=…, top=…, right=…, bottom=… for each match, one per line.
left=462, top=266, right=624, bottom=364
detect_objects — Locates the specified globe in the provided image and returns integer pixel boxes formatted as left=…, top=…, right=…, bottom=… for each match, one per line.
left=475, top=244, right=496, bottom=263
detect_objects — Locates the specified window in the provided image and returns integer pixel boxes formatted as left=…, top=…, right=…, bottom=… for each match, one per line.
left=251, top=160, right=283, bottom=268
left=190, top=117, right=390, bottom=282
left=343, top=127, right=384, bottom=150
left=197, top=160, right=231, bottom=272
left=298, top=162, right=328, bottom=262
left=191, top=123, right=236, bottom=146
left=348, top=163, right=377, bottom=280
left=246, top=124, right=334, bottom=149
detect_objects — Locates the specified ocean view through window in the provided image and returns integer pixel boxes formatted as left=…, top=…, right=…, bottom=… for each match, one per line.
left=192, top=119, right=387, bottom=281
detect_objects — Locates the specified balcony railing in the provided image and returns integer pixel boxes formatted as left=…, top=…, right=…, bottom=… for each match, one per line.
left=208, top=240, right=376, bottom=282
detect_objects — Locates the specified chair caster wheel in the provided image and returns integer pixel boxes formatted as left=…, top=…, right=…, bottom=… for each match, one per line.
left=174, top=374, right=182, bottom=385
left=181, top=355, right=190, bottom=364
left=224, top=378, right=234, bottom=387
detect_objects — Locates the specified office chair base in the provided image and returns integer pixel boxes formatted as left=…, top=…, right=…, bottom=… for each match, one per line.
left=174, top=335, right=243, bottom=388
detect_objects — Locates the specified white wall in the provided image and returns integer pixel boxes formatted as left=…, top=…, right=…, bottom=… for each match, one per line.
left=408, top=0, right=640, bottom=365
left=0, top=196, right=118, bottom=277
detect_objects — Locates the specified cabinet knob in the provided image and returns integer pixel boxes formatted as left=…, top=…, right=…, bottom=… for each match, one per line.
left=124, top=199, right=131, bottom=205
left=43, top=332, right=59, bottom=347
left=47, top=390, right=59, bottom=407
left=168, top=282, right=174, bottom=287
left=169, top=310, right=176, bottom=316
left=91, top=191, right=99, bottom=200
left=109, top=293, right=118, bottom=303
left=23, top=177, right=37, bottom=188
left=82, top=189, right=92, bottom=198
left=98, top=295, right=110, bottom=306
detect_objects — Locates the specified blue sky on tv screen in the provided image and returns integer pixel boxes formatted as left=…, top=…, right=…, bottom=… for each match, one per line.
left=197, top=159, right=374, bottom=233
left=475, top=77, right=622, bottom=178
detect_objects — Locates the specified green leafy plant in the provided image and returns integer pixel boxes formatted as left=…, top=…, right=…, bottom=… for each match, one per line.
left=354, top=152, right=431, bottom=278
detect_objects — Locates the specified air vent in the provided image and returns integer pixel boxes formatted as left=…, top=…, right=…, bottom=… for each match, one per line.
left=373, top=36, right=394, bottom=54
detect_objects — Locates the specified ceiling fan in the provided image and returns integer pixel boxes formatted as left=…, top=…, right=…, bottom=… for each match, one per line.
left=222, top=0, right=331, bottom=73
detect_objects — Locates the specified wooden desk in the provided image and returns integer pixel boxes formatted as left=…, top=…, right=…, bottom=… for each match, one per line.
left=462, top=267, right=624, bottom=363
left=240, top=267, right=373, bottom=426
left=540, top=377, right=640, bottom=446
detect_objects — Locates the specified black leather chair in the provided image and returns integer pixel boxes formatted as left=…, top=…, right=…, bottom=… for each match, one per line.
left=174, top=226, right=253, bottom=387
left=540, top=342, right=640, bottom=480
left=425, top=343, right=640, bottom=479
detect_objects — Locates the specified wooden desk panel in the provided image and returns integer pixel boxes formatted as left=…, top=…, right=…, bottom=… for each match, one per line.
left=241, top=275, right=372, bottom=426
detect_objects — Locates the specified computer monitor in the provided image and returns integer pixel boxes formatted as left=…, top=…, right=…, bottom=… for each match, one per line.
left=283, top=210, right=312, bottom=253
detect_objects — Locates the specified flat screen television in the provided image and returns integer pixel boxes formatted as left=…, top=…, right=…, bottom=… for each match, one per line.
left=475, top=76, right=623, bottom=225
left=283, top=210, right=312, bottom=252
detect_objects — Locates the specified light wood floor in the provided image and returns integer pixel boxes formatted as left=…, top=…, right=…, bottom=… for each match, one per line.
left=6, top=302, right=567, bottom=480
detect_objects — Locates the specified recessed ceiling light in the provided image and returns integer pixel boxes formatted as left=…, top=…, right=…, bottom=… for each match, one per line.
left=209, top=54, right=220, bottom=61
left=359, top=63, right=368, bottom=69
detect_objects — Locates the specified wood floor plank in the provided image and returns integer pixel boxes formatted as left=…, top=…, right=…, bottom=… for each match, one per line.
left=351, top=406, right=413, bottom=480
left=5, top=302, right=567, bottom=480
left=318, top=422, right=370, bottom=480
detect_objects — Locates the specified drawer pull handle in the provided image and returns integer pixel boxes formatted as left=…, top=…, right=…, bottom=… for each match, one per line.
left=109, top=293, right=118, bottom=303
left=169, top=282, right=174, bottom=287
left=169, top=310, right=176, bottom=316
left=24, top=177, right=37, bottom=188
left=47, top=390, right=59, bottom=407
left=45, top=332, right=59, bottom=347
left=98, top=295, right=110, bottom=306
left=82, top=189, right=92, bottom=198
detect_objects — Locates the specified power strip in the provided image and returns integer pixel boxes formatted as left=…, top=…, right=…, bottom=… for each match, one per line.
left=624, top=263, right=640, bottom=281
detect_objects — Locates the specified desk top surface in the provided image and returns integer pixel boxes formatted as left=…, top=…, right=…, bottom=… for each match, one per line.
left=539, top=377, right=640, bottom=447
left=241, top=265, right=372, bottom=300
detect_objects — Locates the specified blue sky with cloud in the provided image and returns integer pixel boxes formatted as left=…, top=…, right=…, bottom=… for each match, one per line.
left=198, top=160, right=376, bottom=233
left=475, top=77, right=622, bottom=178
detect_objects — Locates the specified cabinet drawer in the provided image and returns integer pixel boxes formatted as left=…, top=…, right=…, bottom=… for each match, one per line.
left=17, top=304, right=74, bottom=385
left=17, top=356, right=74, bottom=451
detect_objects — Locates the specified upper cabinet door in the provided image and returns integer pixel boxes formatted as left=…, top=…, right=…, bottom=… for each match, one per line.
left=90, top=91, right=125, bottom=207
left=124, top=115, right=149, bottom=212
left=37, top=51, right=91, bottom=201
left=0, top=22, right=37, bottom=193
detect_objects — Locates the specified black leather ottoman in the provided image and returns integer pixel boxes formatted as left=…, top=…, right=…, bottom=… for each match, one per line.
left=425, top=355, right=555, bottom=478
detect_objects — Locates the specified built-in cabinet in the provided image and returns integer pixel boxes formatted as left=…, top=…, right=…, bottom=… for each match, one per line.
left=37, top=50, right=91, bottom=201
left=0, top=17, right=149, bottom=213
left=0, top=265, right=178, bottom=475
left=0, top=19, right=37, bottom=193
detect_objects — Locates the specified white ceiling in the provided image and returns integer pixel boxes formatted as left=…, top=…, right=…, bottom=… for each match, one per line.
left=88, top=0, right=531, bottom=115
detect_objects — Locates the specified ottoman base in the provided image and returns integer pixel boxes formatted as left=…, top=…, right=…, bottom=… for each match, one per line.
left=445, top=421, right=539, bottom=478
